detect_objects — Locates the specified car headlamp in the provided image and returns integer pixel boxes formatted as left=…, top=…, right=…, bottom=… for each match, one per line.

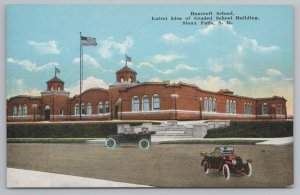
left=232, top=159, right=237, bottom=165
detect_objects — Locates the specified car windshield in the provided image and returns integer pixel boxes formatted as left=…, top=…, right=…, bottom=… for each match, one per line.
left=219, top=146, right=234, bottom=154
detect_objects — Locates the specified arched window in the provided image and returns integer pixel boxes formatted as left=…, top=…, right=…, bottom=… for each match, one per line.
left=87, top=103, right=92, bottom=115
left=277, top=104, right=282, bottom=115
left=132, top=96, right=139, bottom=112
left=75, top=104, right=79, bottom=115
left=249, top=103, right=252, bottom=115
left=13, top=106, right=17, bottom=116
left=213, top=98, right=217, bottom=112
left=262, top=103, right=268, bottom=115
left=142, top=96, right=149, bottom=111
left=152, top=94, right=160, bottom=111
left=105, top=101, right=109, bottom=113
left=60, top=109, right=64, bottom=116
left=247, top=103, right=250, bottom=114
left=129, top=77, right=132, bottom=83
left=204, top=97, right=208, bottom=112
left=209, top=98, right=212, bottom=112
left=98, top=102, right=103, bottom=114
left=120, top=77, right=124, bottom=83
left=81, top=103, right=85, bottom=115
left=18, top=105, right=22, bottom=116
left=229, top=100, right=233, bottom=113
left=226, top=100, right=229, bottom=113
left=58, top=86, right=61, bottom=91
left=51, top=86, right=54, bottom=91
left=23, top=105, right=27, bottom=116
left=233, top=100, right=236, bottom=114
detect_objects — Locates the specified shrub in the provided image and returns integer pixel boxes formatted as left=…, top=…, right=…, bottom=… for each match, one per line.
left=7, top=122, right=144, bottom=138
left=205, top=121, right=293, bottom=138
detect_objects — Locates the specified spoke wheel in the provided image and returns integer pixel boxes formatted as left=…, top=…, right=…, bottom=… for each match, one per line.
left=245, top=162, right=252, bottom=177
left=139, top=139, right=150, bottom=150
left=105, top=138, right=116, bottom=149
left=223, top=164, right=230, bottom=180
left=203, top=161, right=210, bottom=175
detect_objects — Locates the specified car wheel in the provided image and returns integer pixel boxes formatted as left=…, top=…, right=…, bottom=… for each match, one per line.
left=203, top=161, right=210, bottom=175
left=245, top=162, right=252, bottom=177
left=105, top=138, right=116, bottom=149
left=139, top=138, right=150, bottom=149
left=223, top=164, right=230, bottom=180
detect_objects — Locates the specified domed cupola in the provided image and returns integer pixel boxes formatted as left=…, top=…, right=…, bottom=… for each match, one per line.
left=47, top=76, right=65, bottom=91
left=116, top=65, right=137, bottom=83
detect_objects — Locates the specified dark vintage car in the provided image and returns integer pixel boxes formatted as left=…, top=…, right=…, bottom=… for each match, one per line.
left=105, top=128, right=156, bottom=149
left=200, top=146, right=252, bottom=180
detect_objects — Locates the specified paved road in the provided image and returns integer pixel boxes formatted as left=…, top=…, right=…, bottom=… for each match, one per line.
left=7, top=143, right=293, bottom=187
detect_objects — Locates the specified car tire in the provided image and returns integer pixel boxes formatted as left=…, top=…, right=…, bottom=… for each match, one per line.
left=203, top=161, right=210, bottom=175
left=105, top=138, right=117, bottom=149
left=223, top=164, right=230, bottom=180
left=139, top=138, right=150, bottom=150
left=245, top=162, right=252, bottom=177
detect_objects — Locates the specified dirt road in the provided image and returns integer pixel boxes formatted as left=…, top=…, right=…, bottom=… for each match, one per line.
left=7, top=143, right=293, bottom=187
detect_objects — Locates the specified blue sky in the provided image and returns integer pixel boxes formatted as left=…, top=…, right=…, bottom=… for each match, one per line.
left=6, top=5, right=293, bottom=114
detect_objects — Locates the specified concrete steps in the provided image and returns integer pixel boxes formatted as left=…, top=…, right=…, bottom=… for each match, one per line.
left=152, top=124, right=193, bottom=139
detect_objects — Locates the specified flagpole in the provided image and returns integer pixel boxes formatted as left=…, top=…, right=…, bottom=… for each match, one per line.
left=55, top=67, right=56, bottom=77
left=125, top=54, right=127, bottom=66
left=79, top=32, right=82, bottom=120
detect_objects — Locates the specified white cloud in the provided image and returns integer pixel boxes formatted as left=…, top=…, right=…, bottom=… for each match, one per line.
left=65, top=76, right=109, bottom=96
left=137, top=61, right=197, bottom=74
left=161, top=33, right=194, bottom=43
left=7, top=57, right=58, bottom=72
left=28, top=40, right=61, bottom=54
left=174, top=64, right=197, bottom=71
left=266, top=68, right=282, bottom=76
left=162, top=21, right=236, bottom=44
left=208, top=58, right=224, bottom=73
left=99, top=36, right=134, bottom=58
left=163, top=76, right=242, bottom=92
left=249, top=76, right=271, bottom=82
left=153, top=54, right=182, bottom=63
left=241, top=37, right=279, bottom=54
left=73, top=55, right=113, bottom=72
left=283, top=77, right=293, bottom=81
left=7, top=79, right=41, bottom=98
left=198, top=21, right=236, bottom=35
left=237, top=44, right=244, bottom=54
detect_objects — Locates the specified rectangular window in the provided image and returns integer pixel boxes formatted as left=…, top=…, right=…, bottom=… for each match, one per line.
left=262, top=104, right=268, bottom=115
left=105, top=102, right=109, bottom=113
left=132, top=96, right=139, bottom=112
left=98, top=103, right=103, bottom=114
left=153, top=95, right=160, bottom=110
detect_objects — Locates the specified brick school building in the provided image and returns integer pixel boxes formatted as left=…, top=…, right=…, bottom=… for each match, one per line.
left=7, top=65, right=287, bottom=122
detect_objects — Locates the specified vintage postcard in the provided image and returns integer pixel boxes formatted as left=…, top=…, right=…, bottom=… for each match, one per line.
left=6, top=4, right=293, bottom=188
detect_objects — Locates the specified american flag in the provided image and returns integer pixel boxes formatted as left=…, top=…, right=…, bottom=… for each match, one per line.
left=126, top=55, right=132, bottom=62
left=55, top=67, right=60, bottom=74
left=81, top=36, right=97, bottom=46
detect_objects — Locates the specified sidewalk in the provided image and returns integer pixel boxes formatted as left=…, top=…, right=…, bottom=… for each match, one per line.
left=7, top=168, right=151, bottom=188
left=86, top=137, right=293, bottom=146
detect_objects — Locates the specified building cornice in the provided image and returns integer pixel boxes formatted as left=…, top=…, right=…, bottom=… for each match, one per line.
left=41, top=91, right=70, bottom=97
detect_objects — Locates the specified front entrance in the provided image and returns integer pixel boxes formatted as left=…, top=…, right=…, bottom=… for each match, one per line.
left=114, top=105, right=119, bottom=119
left=45, top=105, right=50, bottom=121
left=113, top=98, right=122, bottom=120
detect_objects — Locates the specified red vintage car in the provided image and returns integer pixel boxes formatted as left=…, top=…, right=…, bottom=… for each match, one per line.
left=200, top=146, right=252, bottom=180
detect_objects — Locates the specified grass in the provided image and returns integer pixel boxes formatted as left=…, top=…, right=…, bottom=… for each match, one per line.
left=7, top=138, right=101, bottom=143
